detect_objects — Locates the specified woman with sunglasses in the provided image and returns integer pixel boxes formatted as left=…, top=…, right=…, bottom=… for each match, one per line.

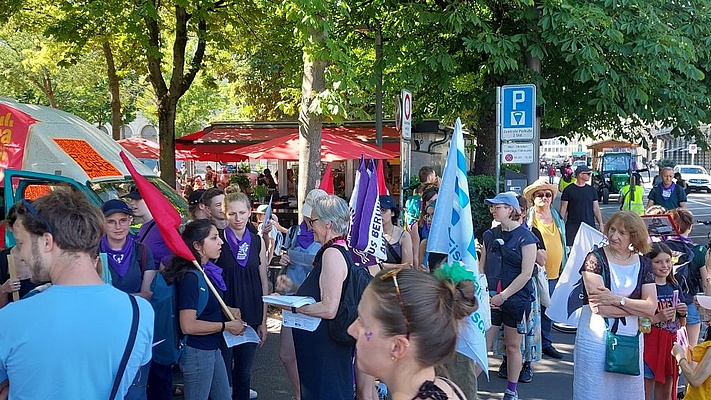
left=523, top=179, right=568, bottom=360
left=347, top=267, right=477, bottom=399
left=290, top=195, right=355, bottom=400
left=480, top=192, right=538, bottom=400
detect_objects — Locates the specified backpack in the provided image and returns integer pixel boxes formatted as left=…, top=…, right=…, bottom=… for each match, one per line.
left=150, top=269, right=209, bottom=366
left=328, top=246, right=373, bottom=346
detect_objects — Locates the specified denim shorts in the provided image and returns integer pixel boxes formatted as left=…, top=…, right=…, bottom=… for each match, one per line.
left=688, top=301, right=701, bottom=325
left=643, top=362, right=654, bottom=380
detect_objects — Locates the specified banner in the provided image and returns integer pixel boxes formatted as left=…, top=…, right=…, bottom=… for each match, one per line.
left=348, top=158, right=386, bottom=266
left=425, top=118, right=489, bottom=376
left=0, top=104, right=36, bottom=183
left=545, top=223, right=605, bottom=326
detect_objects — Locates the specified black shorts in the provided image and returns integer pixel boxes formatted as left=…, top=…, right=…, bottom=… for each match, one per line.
left=490, top=292, right=531, bottom=329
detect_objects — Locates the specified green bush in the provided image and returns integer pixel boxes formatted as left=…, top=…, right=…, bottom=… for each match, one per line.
left=230, top=174, right=251, bottom=193
left=657, top=158, right=676, bottom=168
left=468, top=173, right=497, bottom=240
left=252, top=184, right=269, bottom=200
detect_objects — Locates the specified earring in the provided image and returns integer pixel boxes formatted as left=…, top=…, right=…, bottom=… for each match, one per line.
left=391, top=356, right=396, bottom=361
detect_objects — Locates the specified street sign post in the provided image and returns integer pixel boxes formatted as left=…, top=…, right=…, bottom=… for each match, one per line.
left=501, top=85, right=536, bottom=140
left=401, top=89, right=412, bottom=140
left=690, top=143, right=698, bottom=165
left=502, top=142, right=535, bottom=164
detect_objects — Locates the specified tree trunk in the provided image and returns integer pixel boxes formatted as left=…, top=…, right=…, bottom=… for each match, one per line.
left=158, top=97, right=177, bottom=186
left=43, top=70, right=57, bottom=108
left=473, top=110, right=497, bottom=176
left=103, top=41, right=122, bottom=140
left=298, top=27, right=327, bottom=212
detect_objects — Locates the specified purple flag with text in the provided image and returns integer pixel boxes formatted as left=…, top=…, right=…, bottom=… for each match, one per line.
left=426, top=118, right=490, bottom=376
left=348, top=158, right=386, bottom=266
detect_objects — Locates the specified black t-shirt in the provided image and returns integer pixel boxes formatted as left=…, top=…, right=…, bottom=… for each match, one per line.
left=483, top=225, right=538, bottom=299
left=561, top=183, right=598, bottom=240
left=178, top=270, right=224, bottom=350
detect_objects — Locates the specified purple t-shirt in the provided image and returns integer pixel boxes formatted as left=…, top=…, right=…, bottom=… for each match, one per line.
left=136, top=220, right=174, bottom=269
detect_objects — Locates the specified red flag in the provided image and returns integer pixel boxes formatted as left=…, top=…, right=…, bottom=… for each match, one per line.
left=376, top=160, right=389, bottom=195
left=120, top=151, right=194, bottom=261
left=319, top=163, right=335, bottom=194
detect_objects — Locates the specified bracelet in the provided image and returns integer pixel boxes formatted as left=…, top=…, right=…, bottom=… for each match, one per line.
left=291, top=306, right=297, bottom=314
left=499, top=293, right=508, bottom=302
left=220, top=321, right=225, bottom=333
left=678, top=357, right=687, bottom=364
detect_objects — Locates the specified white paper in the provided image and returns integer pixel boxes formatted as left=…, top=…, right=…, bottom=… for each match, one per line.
left=262, top=295, right=316, bottom=308
left=223, top=326, right=260, bottom=348
left=282, top=310, right=321, bottom=332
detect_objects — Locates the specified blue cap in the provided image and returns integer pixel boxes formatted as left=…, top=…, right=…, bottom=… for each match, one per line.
left=379, top=195, right=397, bottom=211
left=484, top=192, right=520, bottom=212
left=102, top=199, right=133, bottom=217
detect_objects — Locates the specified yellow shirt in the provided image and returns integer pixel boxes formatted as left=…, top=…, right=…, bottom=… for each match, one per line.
left=534, top=219, right=563, bottom=279
left=685, top=341, right=711, bottom=400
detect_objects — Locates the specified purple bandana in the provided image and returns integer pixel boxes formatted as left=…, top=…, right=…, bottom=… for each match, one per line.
left=225, top=227, right=251, bottom=267
left=661, top=182, right=676, bottom=200
left=295, top=221, right=315, bottom=249
left=100, top=235, right=135, bottom=277
left=202, top=261, right=227, bottom=291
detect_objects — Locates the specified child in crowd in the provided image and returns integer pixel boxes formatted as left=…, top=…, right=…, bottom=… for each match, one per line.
left=644, top=243, right=688, bottom=400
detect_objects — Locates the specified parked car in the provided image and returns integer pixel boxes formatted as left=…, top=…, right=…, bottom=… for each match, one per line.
left=674, top=165, right=711, bottom=192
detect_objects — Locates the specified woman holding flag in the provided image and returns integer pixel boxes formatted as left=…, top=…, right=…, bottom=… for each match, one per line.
left=163, top=219, right=247, bottom=400
left=216, top=192, right=270, bottom=400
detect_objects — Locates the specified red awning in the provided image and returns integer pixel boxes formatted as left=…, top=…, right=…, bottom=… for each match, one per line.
left=229, top=132, right=398, bottom=161
left=117, top=137, right=198, bottom=160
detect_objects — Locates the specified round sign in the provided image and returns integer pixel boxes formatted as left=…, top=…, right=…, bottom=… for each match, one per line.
left=505, top=154, right=514, bottom=162
left=403, top=93, right=411, bottom=120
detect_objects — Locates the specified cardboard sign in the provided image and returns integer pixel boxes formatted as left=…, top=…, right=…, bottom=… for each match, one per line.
left=0, top=106, right=36, bottom=182
left=640, top=214, right=680, bottom=237
left=53, top=138, right=122, bottom=179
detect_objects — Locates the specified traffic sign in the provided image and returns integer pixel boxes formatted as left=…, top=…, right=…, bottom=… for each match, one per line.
left=501, top=84, right=536, bottom=140
left=689, top=143, right=698, bottom=154
left=401, top=89, right=412, bottom=140
left=501, top=142, right=535, bottom=164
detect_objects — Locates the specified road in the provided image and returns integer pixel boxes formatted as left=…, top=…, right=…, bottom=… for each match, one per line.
left=243, top=185, right=711, bottom=400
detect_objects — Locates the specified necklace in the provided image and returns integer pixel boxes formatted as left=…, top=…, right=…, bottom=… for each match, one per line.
left=608, top=247, right=633, bottom=260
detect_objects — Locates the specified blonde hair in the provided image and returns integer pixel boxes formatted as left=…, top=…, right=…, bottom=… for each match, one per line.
left=604, top=211, right=650, bottom=254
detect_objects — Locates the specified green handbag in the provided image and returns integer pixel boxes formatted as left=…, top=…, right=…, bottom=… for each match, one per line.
left=593, top=248, right=641, bottom=376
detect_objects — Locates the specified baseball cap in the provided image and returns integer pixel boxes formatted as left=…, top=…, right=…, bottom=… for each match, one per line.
left=120, top=185, right=142, bottom=200
left=255, top=204, right=269, bottom=214
left=379, top=195, right=397, bottom=211
left=188, top=189, right=206, bottom=205
left=302, top=189, right=328, bottom=218
left=575, top=165, right=592, bottom=176
left=102, top=199, right=133, bottom=217
left=696, top=295, right=711, bottom=310
left=484, top=192, right=520, bottom=212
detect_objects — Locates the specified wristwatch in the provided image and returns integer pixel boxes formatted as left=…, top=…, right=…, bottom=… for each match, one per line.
left=619, top=297, right=626, bottom=306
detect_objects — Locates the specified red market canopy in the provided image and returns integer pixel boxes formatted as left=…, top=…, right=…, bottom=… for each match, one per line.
left=229, top=132, right=398, bottom=161
left=117, top=137, right=198, bottom=161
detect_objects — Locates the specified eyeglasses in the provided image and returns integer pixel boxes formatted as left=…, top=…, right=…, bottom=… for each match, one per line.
left=107, top=217, right=132, bottom=227
left=20, top=199, right=54, bottom=235
left=535, top=192, right=553, bottom=199
left=379, top=267, right=411, bottom=340
left=306, top=218, right=319, bottom=228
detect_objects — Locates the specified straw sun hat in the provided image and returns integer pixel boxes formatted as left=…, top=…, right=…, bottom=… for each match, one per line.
left=523, top=179, right=559, bottom=204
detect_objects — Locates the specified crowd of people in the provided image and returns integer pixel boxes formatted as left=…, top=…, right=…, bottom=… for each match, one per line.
left=4, top=160, right=711, bottom=400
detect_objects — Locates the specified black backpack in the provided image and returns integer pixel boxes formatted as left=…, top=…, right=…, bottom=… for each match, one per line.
left=328, top=246, right=372, bottom=346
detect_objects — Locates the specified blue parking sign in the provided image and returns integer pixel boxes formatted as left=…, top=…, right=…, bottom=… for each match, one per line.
left=501, top=84, right=536, bottom=140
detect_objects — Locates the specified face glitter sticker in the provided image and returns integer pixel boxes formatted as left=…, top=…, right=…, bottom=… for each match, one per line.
left=364, top=332, right=373, bottom=341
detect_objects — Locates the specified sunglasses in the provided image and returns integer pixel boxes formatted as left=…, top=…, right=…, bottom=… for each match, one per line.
left=19, top=199, right=54, bottom=235
left=379, top=267, right=411, bottom=339
left=535, top=192, right=553, bottom=198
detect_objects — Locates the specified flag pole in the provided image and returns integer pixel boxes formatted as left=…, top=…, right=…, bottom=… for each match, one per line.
left=192, top=260, right=235, bottom=321
left=7, top=254, right=19, bottom=302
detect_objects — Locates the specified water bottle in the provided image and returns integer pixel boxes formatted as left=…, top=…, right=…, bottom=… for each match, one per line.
left=639, top=316, right=652, bottom=334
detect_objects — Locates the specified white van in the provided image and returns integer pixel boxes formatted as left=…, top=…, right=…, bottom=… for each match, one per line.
left=0, top=98, right=187, bottom=246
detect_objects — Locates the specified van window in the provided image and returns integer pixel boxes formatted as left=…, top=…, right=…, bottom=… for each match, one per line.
left=89, top=178, right=188, bottom=217
left=680, top=167, right=705, bottom=175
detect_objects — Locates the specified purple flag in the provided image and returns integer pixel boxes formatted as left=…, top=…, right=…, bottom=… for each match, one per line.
left=348, top=158, right=386, bottom=266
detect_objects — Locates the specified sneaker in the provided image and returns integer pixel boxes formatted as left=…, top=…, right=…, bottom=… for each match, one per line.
left=543, top=346, right=563, bottom=359
left=497, top=358, right=508, bottom=380
left=518, top=362, right=533, bottom=383
left=503, top=389, right=518, bottom=400
left=250, top=389, right=258, bottom=399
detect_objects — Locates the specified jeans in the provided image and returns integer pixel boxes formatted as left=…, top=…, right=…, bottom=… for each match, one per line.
left=180, top=346, right=231, bottom=400
left=125, top=363, right=150, bottom=400
left=223, top=340, right=259, bottom=400
left=541, top=278, right=558, bottom=349
left=146, top=362, right=172, bottom=400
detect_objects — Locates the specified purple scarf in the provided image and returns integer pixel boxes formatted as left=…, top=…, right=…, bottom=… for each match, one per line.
left=295, top=221, right=315, bottom=249
left=100, top=235, right=134, bottom=277
left=225, top=227, right=251, bottom=267
left=661, top=182, right=676, bottom=200
left=202, top=261, right=227, bottom=291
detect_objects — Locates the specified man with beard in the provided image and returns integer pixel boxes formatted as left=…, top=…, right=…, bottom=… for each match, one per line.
left=0, top=189, right=154, bottom=399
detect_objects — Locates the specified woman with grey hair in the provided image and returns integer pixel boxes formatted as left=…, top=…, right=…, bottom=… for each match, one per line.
left=289, top=195, right=355, bottom=399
